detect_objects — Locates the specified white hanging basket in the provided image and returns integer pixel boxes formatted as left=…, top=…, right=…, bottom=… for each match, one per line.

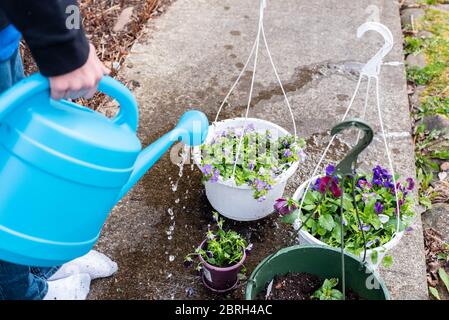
left=292, top=176, right=405, bottom=268
left=192, top=118, right=299, bottom=221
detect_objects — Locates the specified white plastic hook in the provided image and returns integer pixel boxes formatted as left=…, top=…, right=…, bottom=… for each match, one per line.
left=357, top=22, right=394, bottom=78
left=260, top=0, right=267, bottom=19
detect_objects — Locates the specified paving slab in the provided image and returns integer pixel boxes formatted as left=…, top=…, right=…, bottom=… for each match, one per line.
left=90, top=0, right=428, bottom=299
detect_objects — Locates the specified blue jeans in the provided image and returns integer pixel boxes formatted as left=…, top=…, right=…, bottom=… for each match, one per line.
left=0, top=49, right=60, bottom=300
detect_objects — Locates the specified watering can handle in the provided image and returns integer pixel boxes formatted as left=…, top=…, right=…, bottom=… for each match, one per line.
left=0, top=73, right=139, bottom=132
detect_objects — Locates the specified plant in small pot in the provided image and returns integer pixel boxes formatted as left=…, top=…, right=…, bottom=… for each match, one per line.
left=192, top=118, right=306, bottom=221
left=277, top=164, right=416, bottom=267
left=184, top=212, right=253, bottom=292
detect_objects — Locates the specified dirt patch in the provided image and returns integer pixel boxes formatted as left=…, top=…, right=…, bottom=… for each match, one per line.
left=256, top=272, right=361, bottom=300
left=424, top=228, right=449, bottom=299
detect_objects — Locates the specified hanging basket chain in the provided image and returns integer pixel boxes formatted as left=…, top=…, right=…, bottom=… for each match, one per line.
left=212, top=0, right=297, bottom=181
left=295, top=22, right=402, bottom=274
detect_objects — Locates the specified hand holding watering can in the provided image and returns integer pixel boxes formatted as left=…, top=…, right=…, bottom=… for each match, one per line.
left=0, top=73, right=208, bottom=267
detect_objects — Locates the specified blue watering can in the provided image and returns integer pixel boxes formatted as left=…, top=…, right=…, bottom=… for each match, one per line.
left=0, top=73, right=208, bottom=267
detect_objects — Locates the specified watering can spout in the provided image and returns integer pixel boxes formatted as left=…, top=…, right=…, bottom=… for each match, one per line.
left=117, top=110, right=208, bottom=201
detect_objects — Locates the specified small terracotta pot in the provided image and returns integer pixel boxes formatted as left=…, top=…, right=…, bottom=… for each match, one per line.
left=198, top=239, right=246, bottom=292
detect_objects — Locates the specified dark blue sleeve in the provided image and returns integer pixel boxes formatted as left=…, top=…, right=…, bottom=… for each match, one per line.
left=0, top=1, right=90, bottom=77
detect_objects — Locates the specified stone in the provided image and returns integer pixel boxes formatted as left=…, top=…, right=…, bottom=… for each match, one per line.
left=409, top=85, right=426, bottom=110
left=401, top=8, right=426, bottom=27
left=441, top=162, right=449, bottom=171
left=421, top=114, right=449, bottom=132
left=432, top=4, right=449, bottom=12
left=402, top=0, right=422, bottom=7
left=406, top=53, right=427, bottom=68
left=422, top=203, right=449, bottom=243
left=418, top=30, right=433, bottom=38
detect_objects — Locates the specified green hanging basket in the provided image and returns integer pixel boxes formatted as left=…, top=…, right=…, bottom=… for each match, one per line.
left=245, top=245, right=390, bottom=300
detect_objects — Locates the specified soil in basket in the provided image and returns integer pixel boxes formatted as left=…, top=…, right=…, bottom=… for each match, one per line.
left=257, top=272, right=362, bottom=300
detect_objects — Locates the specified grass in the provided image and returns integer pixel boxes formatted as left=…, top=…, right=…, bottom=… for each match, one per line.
left=405, top=6, right=449, bottom=208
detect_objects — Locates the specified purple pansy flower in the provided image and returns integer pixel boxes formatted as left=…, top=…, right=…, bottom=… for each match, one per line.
left=210, top=169, right=220, bottom=183
left=283, top=149, right=293, bottom=158
left=297, top=149, right=306, bottom=162
left=406, top=177, right=415, bottom=191
left=273, top=198, right=298, bottom=216
left=374, top=201, right=384, bottom=214
left=325, top=164, right=335, bottom=176
left=248, top=161, right=255, bottom=171
left=318, top=176, right=342, bottom=197
left=254, top=178, right=266, bottom=192
left=200, top=164, right=213, bottom=176
left=216, top=130, right=227, bottom=137
left=245, top=123, right=256, bottom=132
left=358, top=224, right=371, bottom=232
left=205, top=251, right=213, bottom=259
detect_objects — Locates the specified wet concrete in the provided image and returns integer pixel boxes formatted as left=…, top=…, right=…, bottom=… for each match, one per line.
left=90, top=0, right=427, bottom=299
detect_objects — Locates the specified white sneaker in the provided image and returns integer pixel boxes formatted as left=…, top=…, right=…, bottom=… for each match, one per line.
left=43, top=273, right=91, bottom=300
left=49, top=250, right=118, bottom=281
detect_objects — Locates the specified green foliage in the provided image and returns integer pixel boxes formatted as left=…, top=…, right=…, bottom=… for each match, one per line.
left=418, top=96, right=449, bottom=118
left=429, top=286, right=441, bottom=300
left=292, top=168, right=415, bottom=258
left=382, top=255, right=393, bottom=268
left=199, top=125, right=305, bottom=200
left=185, top=212, right=249, bottom=269
left=404, top=36, right=425, bottom=55
left=438, top=268, right=449, bottom=294
left=311, top=278, right=343, bottom=300
left=406, top=62, right=446, bottom=85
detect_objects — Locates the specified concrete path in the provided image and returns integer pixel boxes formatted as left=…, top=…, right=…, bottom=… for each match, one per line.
left=90, top=0, right=428, bottom=299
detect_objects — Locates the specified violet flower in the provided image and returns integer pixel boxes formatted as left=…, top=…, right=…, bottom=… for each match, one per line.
left=257, top=195, right=267, bottom=202
left=406, top=177, right=415, bottom=191
left=312, top=178, right=321, bottom=191
left=283, top=149, right=293, bottom=158
left=205, top=251, right=213, bottom=259
left=210, top=169, right=220, bottom=183
left=325, top=164, right=335, bottom=176
left=248, top=161, right=255, bottom=171
left=273, top=198, right=298, bottom=216
left=297, top=149, right=306, bottom=162
left=358, top=224, right=371, bottom=232
left=245, top=123, right=256, bottom=132
left=216, top=130, right=227, bottom=137
left=254, top=178, right=266, bottom=192
left=374, top=202, right=384, bottom=214
left=200, top=164, right=213, bottom=176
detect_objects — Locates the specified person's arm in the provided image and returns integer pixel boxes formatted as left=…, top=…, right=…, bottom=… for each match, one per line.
left=0, top=1, right=109, bottom=99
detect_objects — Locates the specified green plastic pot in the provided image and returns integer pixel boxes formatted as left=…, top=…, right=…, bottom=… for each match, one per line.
left=245, top=245, right=390, bottom=300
